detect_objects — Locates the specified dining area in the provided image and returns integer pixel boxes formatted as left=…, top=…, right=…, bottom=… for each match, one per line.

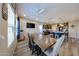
left=14, top=19, right=68, bottom=56
left=27, top=33, right=65, bottom=56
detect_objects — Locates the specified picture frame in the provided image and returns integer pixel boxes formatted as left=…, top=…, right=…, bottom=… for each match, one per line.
left=2, top=3, right=8, bottom=20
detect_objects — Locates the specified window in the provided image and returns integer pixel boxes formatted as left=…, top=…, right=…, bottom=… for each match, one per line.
left=8, top=4, right=15, bottom=47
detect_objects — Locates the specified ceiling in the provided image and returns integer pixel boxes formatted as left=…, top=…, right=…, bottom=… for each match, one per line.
left=16, top=3, right=79, bottom=23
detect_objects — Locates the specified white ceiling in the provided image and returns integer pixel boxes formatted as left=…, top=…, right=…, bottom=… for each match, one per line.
left=16, top=3, right=79, bottom=23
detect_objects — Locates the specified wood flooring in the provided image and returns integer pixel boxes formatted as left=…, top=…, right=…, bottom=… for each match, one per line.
left=14, top=38, right=79, bottom=56
left=59, top=38, right=79, bottom=56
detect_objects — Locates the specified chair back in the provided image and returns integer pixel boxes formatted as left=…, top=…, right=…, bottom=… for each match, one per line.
left=45, top=35, right=65, bottom=56
left=51, top=35, right=65, bottom=56
left=28, top=33, right=33, bottom=49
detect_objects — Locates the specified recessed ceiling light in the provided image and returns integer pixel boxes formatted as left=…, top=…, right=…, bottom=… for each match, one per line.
left=23, top=14, right=26, bottom=17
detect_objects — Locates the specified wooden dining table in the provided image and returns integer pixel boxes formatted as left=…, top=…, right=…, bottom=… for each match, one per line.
left=32, top=34, right=56, bottom=52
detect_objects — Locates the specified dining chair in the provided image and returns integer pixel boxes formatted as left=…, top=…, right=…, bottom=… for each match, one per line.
left=28, top=33, right=33, bottom=50
left=28, top=33, right=42, bottom=55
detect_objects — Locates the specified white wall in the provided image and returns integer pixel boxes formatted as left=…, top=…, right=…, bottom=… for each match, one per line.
left=20, top=19, right=39, bottom=34
left=69, top=20, right=79, bottom=39
left=0, top=3, right=8, bottom=55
